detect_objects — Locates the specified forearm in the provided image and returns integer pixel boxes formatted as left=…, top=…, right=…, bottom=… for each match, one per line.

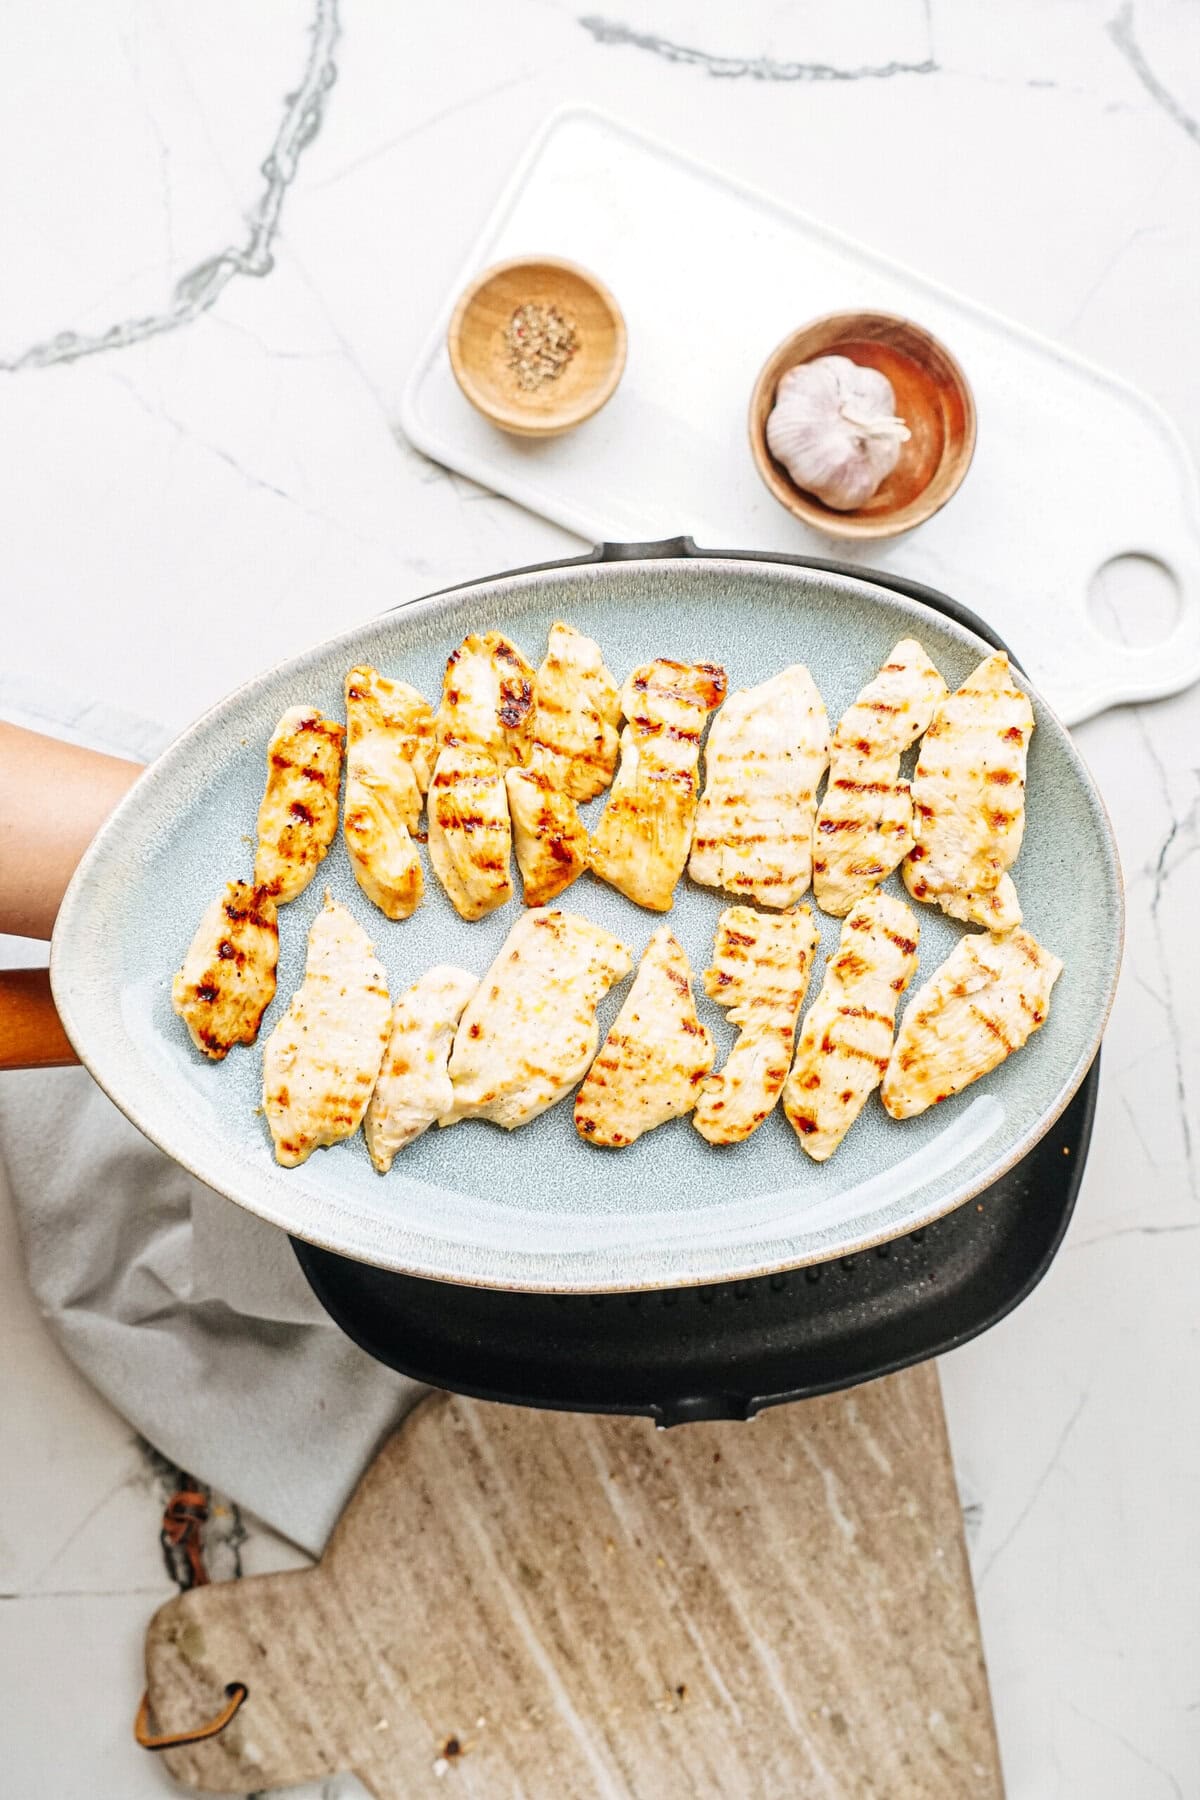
left=0, top=722, right=143, bottom=939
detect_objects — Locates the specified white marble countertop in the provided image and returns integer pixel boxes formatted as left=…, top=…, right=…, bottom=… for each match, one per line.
left=2, top=2, right=1198, bottom=1794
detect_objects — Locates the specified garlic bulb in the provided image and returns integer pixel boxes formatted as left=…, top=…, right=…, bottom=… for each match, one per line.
left=766, top=355, right=910, bottom=512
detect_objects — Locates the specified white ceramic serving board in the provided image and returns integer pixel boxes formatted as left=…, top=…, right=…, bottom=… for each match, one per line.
left=400, top=105, right=1200, bottom=726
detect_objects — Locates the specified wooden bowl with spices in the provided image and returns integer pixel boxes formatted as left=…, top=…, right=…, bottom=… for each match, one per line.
left=447, top=256, right=627, bottom=438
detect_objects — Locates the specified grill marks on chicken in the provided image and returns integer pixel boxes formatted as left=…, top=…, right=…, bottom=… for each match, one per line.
left=783, top=890, right=920, bottom=1160
left=506, top=760, right=590, bottom=906
left=689, top=665, right=830, bottom=909
left=172, top=882, right=279, bottom=1060
left=262, top=896, right=391, bottom=1167
left=436, top=631, right=536, bottom=771
left=881, top=927, right=1061, bottom=1120
left=426, top=632, right=537, bottom=919
left=693, top=906, right=819, bottom=1146
left=575, top=928, right=715, bottom=1147
left=427, top=744, right=514, bottom=921
left=902, top=652, right=1033, bottom=932
left=505, top=623, right=621, bottom=906
left=189, top=626, right=1063, bottom=1179
left=443, top=909, right=631, bottom=1130
left=254, top=706, right=345, bottom=904
left=343, top=666, right=435, bottom=921
left=181, top=704, right=340, bottom=1062
left=813, top=640, right=947, bottom=917
left=364, top=966, right=478, bottom=1172
left=531, top=622, right=621, bottom=803
left=590, top=660, right=727, bottom=912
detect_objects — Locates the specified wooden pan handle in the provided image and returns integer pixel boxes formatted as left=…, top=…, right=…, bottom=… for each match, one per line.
left=0, top=724, right=144, bottom=1072
left=0, top=967, right=80, bottom=1071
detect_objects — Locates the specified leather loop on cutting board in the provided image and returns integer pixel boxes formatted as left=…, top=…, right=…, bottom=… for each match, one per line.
left=135, top=1683, right=248, bottom=1752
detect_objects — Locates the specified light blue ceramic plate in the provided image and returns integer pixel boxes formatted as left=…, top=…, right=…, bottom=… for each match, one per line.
left=51, top=554, right=1123, bottom=1292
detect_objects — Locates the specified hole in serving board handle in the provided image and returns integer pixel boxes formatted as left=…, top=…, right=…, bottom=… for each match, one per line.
left=134, top=1681, right=248, bottom=1751
left=1087, top=553, right=1181, bottom=649
left=1077, top=547, right=1200, bottom=714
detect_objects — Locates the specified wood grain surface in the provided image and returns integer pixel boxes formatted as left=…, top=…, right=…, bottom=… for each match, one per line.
left=145, top=1366, right=1002, bottom=1798
left=0, top=967, right=79, bottom=1070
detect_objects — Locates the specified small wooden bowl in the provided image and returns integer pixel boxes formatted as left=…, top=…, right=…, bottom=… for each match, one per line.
left=748, top=312, right=977, bottom=540
left=447, top=256, right=627, bottom=438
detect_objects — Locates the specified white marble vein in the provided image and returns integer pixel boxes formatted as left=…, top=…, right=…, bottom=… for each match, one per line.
left=577, top=14, right=938, bottom=82
left=1108, top=0, right=1200, bottom=148
left=1, top=1, right=1198, bottom=1795
left=0, top=0, right=340, bottom=372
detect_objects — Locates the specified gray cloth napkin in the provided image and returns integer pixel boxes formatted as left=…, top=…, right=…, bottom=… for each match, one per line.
left=0, top=680, right=424, bottom=1555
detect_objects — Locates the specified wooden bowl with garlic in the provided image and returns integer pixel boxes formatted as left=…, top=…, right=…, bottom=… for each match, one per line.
left=748, top=312, right=976, bottom=541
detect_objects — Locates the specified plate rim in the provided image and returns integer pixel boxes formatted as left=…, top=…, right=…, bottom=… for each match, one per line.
left=50, top=554, right=1125, bottom=1292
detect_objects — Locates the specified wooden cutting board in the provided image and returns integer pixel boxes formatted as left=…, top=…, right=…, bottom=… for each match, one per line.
left=144, top=1365, right=1003, bottom=1798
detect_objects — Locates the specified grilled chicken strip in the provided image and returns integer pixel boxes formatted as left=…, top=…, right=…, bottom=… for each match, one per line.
left=783, top=890, right=920, bottom=1160
left=693, top=906, right=819, bottom=1146
left=262, top=896, right=391, bottom=1167
left=689, top=665, right=830, bottom=909
left=172, top=881, right=278, bottom=1060
left=590, top=659, right=727, bottom=911
left=442, top=909, right=631, bottom=1130
left=436, top=630, right=536, bottom=771
left=531, top=621, right=621, bottom=802
left=881, top=927, right=1062, bottom=1120
left=426, top=630, right=535, bottom=917
left=254, top=705, right=344, bottom=904
left=427, top=744, right=514, bottom=921
left=506, top=757, right=590, bottom=906
left=343, top=665, right=435, bottom=921
left=814, top=640, right=947, bottom=916
left=502, top=622, right=620, bottom=902
left=364, top=966, right=478, bottom=1172
left=575, top=927, right=715, bottom=1147
left=902, top=652, right=1033, bottom=932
